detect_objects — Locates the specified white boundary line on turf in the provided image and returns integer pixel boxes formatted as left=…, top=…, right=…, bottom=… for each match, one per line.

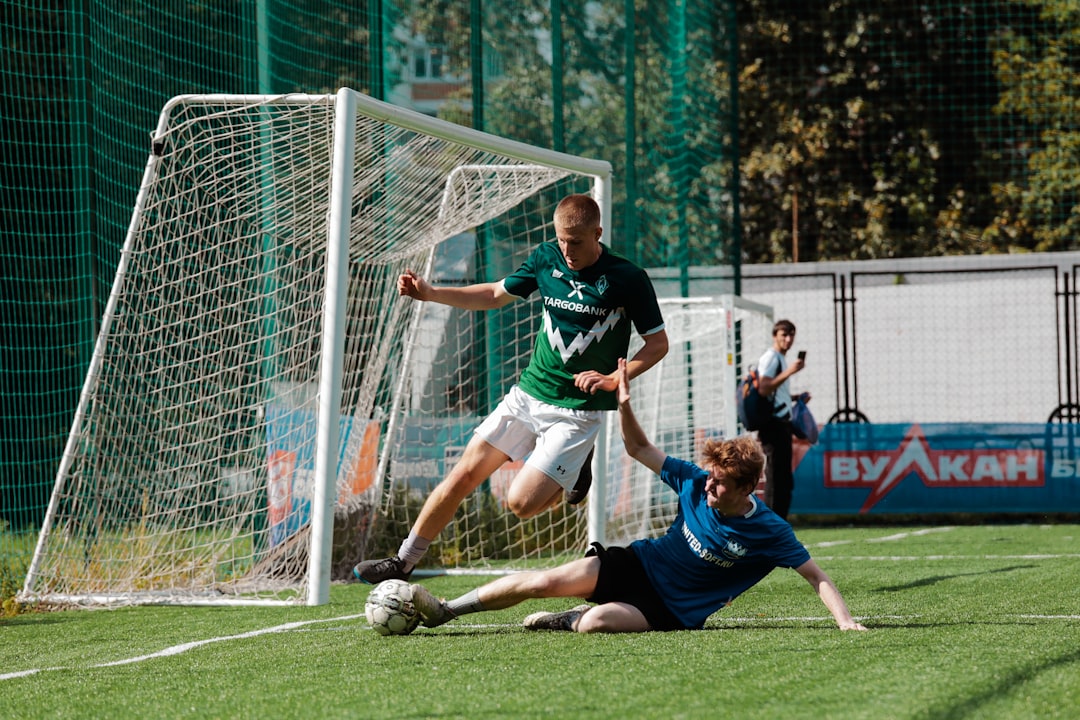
left=807, top=527, right=957, bottom=548
left=865, top=527, right=958, bottom=543
left=0, top=613, right=366, bottom=682
left=813, top=554, right=1080, bottom=561
left=719, top=614, right=1080, bottom=623
left=6, top=609, right=1078, bottom=682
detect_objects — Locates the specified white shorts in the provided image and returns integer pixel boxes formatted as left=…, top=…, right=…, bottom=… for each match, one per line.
left=475, top=385, right=603, bottom=491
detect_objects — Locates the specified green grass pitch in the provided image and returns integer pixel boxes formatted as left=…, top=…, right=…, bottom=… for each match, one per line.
left=2, top=524, right=1078, bottom=719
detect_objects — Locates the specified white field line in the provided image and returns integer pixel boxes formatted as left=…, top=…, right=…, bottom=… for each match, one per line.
left=5, top=604, right=1079, bottom=682
left=718, top=614, right=1080, bottom=623
left=814, top=554, right=1080, bottom=561
left=804, top=526, right=1080, bottom=560
left=0, top=614, right=523, bottom=682
left=865, top=527, right=959, bottom=543
left=0, top=613, right=364, bottom=682
left=807, top=526, right=957, bottom=548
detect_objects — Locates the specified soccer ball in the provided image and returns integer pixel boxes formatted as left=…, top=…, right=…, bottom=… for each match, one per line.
left=365, top=579, right=421, bottom=636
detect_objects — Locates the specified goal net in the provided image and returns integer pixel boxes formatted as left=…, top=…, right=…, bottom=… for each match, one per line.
left=21, top=89, right=610, bottom=607
left=597, top=296, right=775, bottom=545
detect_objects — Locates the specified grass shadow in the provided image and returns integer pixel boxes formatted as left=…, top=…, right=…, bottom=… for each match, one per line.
left=921, top=647, right=1080, bottom=719
left=875, top=564, right=1035, bottom=592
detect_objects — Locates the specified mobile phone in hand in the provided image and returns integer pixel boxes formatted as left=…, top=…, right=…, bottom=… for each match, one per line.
left=797, top=350, right=807, bottom=361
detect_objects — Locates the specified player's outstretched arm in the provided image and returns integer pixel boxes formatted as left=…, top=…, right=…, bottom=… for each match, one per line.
left=795, top=559, right=868, bottom=631
left=617, top=357, right=666, bottom=474
left=398, top=269, right=515, bottom=310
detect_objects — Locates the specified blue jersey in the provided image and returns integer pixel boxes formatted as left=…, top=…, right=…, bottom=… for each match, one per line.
left=630, top=456, right=811, bottom=629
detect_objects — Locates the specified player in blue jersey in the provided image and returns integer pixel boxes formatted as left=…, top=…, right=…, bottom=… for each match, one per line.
left=354, top=194, right=669, bottom=585
left=410, top=358, right=867, bottom=633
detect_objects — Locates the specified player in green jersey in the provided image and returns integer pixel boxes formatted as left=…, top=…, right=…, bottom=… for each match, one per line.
left=354, top=194, right=669, bottom=584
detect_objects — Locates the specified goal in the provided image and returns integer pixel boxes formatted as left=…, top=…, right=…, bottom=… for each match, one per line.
left=595, top=296, right=775, bottom=546
left=21, top=89, right=610, bottom=607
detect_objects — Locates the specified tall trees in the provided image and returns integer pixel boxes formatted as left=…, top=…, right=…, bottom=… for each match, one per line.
left=735, top=0, right=1076, bottom=262
left=987, top=0, right=1080, bottom=252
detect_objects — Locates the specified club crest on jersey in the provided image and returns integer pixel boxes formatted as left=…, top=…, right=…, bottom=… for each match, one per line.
left=596, top=275, right=609, bottom=294
left=721, top=539, right=747, bottom=561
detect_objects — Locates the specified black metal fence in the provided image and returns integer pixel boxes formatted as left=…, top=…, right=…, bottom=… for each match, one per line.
left=652, top=251, right=1080, bottom=426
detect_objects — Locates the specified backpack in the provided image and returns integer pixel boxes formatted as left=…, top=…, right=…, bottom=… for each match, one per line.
left=790, top=393, right=819, bottom=444
left=736, top=367, right=773, bottom=432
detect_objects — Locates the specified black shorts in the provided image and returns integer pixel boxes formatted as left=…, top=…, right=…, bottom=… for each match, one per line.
left=585, top=542, right=685, bottom=631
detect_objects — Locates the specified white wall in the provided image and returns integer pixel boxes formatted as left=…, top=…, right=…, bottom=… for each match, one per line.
left=649, top=252, right=1080, bottom=424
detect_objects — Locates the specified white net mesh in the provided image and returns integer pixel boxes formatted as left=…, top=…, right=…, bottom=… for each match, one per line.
left=600, top=297, right=775, bottom=544
left=23, top=93, right=600, bottom=605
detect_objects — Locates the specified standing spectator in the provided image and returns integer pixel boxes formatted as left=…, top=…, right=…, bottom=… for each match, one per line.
left=756, top=319, right=808, bottom=519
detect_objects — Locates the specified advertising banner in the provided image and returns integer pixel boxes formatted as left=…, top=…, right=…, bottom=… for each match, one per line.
left=265, top=404, right=381, bottom=547
left=791, top=423, right=1080, bottom=514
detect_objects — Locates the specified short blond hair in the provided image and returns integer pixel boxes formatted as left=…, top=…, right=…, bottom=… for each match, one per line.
left=553, top=194, right=601, bottom=230
left=699, top=435, right=765, bottom=493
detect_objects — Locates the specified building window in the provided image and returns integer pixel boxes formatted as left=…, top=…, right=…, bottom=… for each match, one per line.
left=411, top=45, right=446, bottom=80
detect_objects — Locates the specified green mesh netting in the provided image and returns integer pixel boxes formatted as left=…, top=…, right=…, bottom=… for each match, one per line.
left=2, top=0, right=1076, bottom=563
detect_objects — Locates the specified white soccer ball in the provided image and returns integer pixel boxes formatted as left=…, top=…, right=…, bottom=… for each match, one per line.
left=365, top=579, right=421, bottom=636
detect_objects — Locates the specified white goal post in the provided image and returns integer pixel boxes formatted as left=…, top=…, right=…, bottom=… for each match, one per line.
left=21, top=88, right=612, bottom=607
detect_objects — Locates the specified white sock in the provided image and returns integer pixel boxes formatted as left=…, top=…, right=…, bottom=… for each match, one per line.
left=396, top=531, right=430, bottom=571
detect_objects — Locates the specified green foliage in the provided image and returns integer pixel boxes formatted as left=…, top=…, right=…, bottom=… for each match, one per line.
left=0, top=524, right=29, bottom=616
left=736, top=0, right=1078, bottom=261
left=402, top=0, right=740, bottom=269
left=989, top=0, right=1080, bottom=252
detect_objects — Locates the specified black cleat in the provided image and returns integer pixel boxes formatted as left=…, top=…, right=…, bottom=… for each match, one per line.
left=352, top=555, right=412, bottom=584
left=565, top=447, right=594, bottom=505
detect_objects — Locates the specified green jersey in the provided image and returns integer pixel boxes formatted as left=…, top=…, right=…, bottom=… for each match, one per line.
left=503, top=242, right=665, bottom=411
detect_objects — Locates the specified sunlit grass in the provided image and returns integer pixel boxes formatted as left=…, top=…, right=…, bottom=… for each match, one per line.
left=1, top=524, right=1077, bottom=719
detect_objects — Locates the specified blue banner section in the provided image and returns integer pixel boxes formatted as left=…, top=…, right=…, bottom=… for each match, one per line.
left=265, top=404, right=365, bottom=547
left=791, top=423, right=1080, bottom=514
